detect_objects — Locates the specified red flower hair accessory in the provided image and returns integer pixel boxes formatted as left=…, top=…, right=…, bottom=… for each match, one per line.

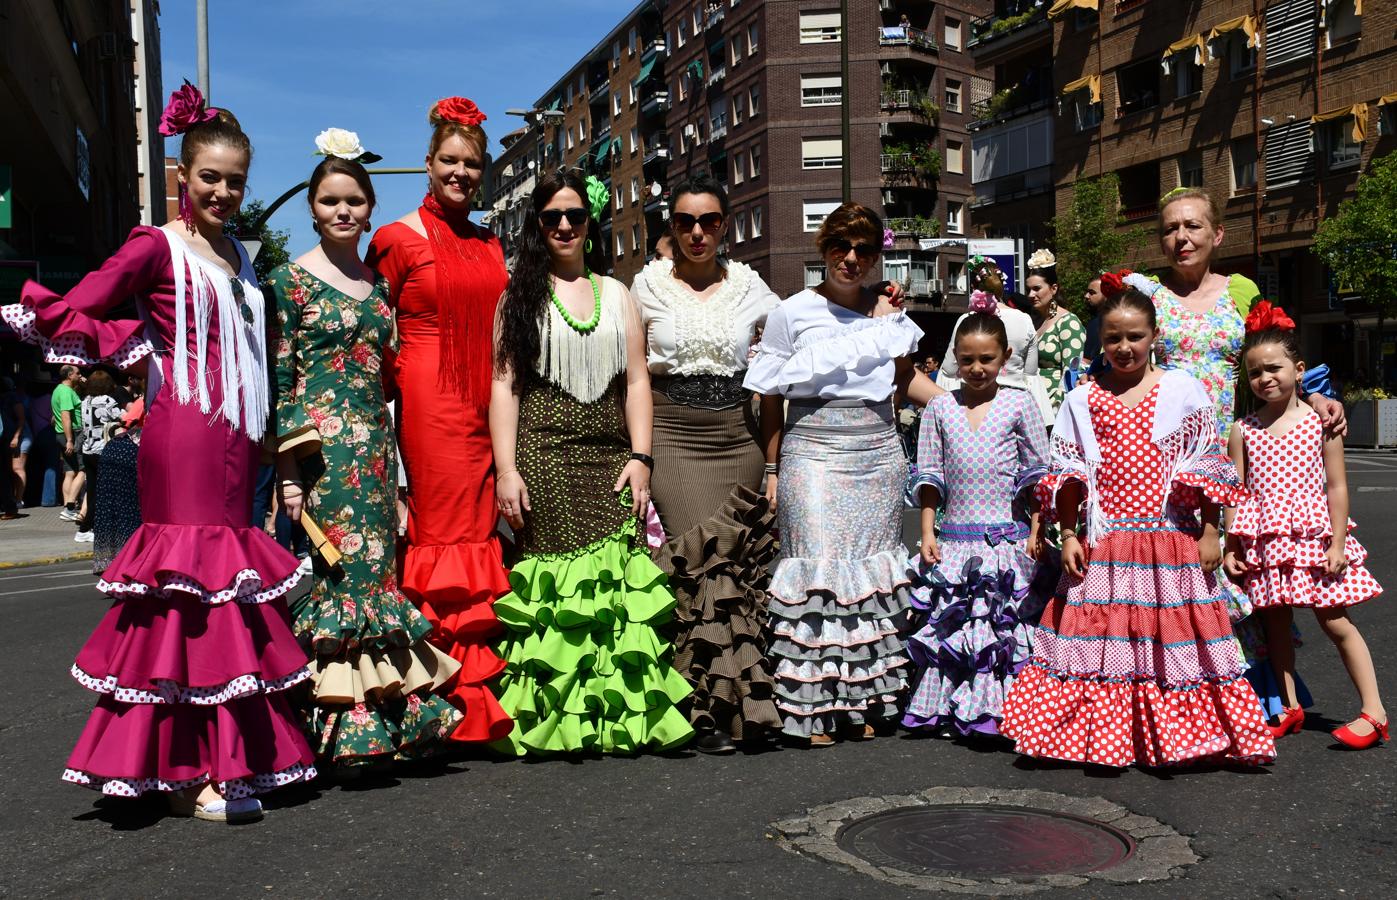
left=434, top=96, right=487, bottom=127
left=1244, top=300, right=1295, bottom=333
left=158, top=80, right=219, bottom=137
left=1099, top=268, right=1134, bottom=299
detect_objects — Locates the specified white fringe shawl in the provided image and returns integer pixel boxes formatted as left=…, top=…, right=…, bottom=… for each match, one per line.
left=536, top=276, right=628, bottom=404
left=161, top=228, right=269, bottom=441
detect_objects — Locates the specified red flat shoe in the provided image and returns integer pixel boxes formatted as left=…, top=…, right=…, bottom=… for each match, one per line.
left=1333, top=713, right=1390, bottom=750
left=1267, top=706, right=1304, bottom=738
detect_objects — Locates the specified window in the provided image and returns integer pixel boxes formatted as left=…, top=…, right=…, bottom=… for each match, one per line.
left=1382, top=104, right=1397, bottom=138
left=616, top=188, right=624, bottom=211
left=629, top=81, right=637, bottom=105
left=1227, top=33, right=1257, bottom=80
left=800, top=11, right=841, bottom=43
left=678, top=75, right=687, bottom=102
left=678, top=20, right=687, bottom=46
left=805, top=264, right=825, bottom=287
left=1071, top=92, right=1102, bottom=132
left=630, top=127, right=639, bottom=154
left=1324, top=118, right=1362, bottom=169
left=1324, top=0, right=1361, bottom=45
left=945, top=139, right=964, bottom=175
left=751, top=206, right=763, bottom=238
left=628, top=26, right=637, bottom=55
left=944, top=17, right=961, bottom=51
left=632, top=224, right=640, bottom=252
left=1115, top=59, right=1158, bottom=117
left=947, top=261, right=966, bottom=293
left=944, top=78, right=962, bottom=113
left=1230, top=137, right=1257, bottom=192
left=566, top=130, right=575, bottom=150
left=616, top=235, right=625, bottom=258
left=612, top=40, right=621, bottom=68
left=566, top=84, right=574, bottom=106
left=693, top=8, right=702, bottom=33
left=803, top=200, right=840, bottom=232
left=614, top=93, right=622, bottom=118
left=679, top=128, right=688, bottom=154
left=748, top=84, right=762, bottom=117
left=630, top=176, right=640, bottom=204
left=731, top=40, right=742, bottom=67
left=1174, top=57, right=1202, bottom=98
left=731, top=92, right=744, bottom=125
left=1262, top=121, right=1313, bottom=187
left=1177, top=151, right=1203, bottom=188
left=1265, top=1, right=1315, bottom=69
left=748, top=23, right=759, bottom=54
left=749, top=144, right=761, bottom=178
left=733, top=152, right=745, bottom=184
left=1072, top=8, right=1095, bottom=32
left=802, top=137, right=843, bottom=169
left=734, top=213, right=746, bottom=243
left=801, top=74, right=842, bottom=107
left=945, top=201, right=963, bottom=234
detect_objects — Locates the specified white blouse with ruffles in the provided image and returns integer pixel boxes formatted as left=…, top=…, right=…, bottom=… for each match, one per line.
left=632, top=258, right=781, bottom=376
left=743, top=288, right=924, bottom=402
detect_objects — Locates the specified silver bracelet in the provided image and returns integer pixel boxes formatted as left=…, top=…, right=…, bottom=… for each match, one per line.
left=763, top=463, right=778, bottom=475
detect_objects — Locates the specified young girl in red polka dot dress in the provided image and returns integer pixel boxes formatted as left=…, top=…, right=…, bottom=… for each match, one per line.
left=1002, top=287, right=1276, bottom=767
left=1223, top=304, right=1386, bottom=750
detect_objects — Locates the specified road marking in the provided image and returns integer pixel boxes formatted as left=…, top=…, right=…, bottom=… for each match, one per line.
left=0, top=567, right=92, bottom=582
left=1, top=581, right=100, bottom=597
left=1356, top=486, right=1397, bottom=492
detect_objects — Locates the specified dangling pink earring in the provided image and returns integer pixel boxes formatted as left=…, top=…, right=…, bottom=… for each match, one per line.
left=178, top=183, right=194, bottom=231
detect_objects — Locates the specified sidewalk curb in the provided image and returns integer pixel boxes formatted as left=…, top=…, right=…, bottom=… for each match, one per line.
left=0, top=551, right=94, bottom=571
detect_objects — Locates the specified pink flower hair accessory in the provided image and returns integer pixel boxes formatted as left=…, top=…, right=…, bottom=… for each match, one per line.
left=968, top=289, right=998, bottom=315
left=882, top=228, right=896, bottom=249
left=158, top=80, right=219, bottom=137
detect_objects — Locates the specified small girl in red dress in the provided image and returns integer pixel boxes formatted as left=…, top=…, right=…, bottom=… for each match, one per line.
left=1223, top=304, right=1386, bottom=749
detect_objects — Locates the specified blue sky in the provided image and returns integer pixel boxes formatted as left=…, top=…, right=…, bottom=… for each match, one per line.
left=159, top=0, right=629, bottom=254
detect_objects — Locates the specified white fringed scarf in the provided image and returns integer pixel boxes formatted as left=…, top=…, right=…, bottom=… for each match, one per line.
left=161, top=228, right=269, bottom=441
left=536, top=276, right=628, bottom=403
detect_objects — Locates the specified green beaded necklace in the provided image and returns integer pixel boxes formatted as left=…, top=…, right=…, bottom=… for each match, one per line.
left=549, top=270, right=602, bottom=334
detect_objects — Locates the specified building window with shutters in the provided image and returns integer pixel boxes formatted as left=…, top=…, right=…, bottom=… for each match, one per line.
left=944, top=17, right=961, bottom=51
left=748, top=23, right=759, bottom=55
left=1230, top=138, right=1257, bottom=192
left=945, top=201, right=963, bottom=234
left=800, top=11, right=842, bottom=43
left=945, top=78, right=962, bottom=113
left=751, top=206, right=763, bottom=238
left=805, top=264, right=825, bottom=287
left=749, top=144, right=761, bottom=178
left=1264, top=1, right=1315, bottom=70
left=801, top=74, right=842, bottom=107
left=946, top=139, right=964, bottom=175
left=1262, top=121, right=1313, bottom=188
left=802, top=137, right=843, bottom=169
left=803, top=199, right=840, bottom=232
left=1176, top=151, right=1203, bottom=188
left=735, top=213, right=746, bottom=243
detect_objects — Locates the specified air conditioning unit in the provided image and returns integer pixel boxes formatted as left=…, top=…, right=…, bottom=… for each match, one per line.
left=928, top=278, right=944, bottom=293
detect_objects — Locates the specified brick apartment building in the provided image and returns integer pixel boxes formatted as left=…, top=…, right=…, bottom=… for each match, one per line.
left=1050, top=0, right=1395, bottom=379
left=489, top=2, right=669, bottom=286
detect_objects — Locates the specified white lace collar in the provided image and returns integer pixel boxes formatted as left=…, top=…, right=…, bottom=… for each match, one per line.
left=641, top=259, right=755, bottom=376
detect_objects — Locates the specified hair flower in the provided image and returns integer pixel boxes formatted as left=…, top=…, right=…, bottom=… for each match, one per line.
left=158, top=80, right=218, bottom=137
left=313, top=127, right=382, bottom=164
left=1099, top=268, right=1134, bottom=299
left=882, top=228, right=896, bottom=250
left=1244, top=300, right=1296, bottom=334
left=1027, top=248, right=1057, bottom=270
left=584, top=175, right=610, bottom=222
left=434, top=96, right=487, bottom=127
left=968, top=289, right=998, bottom=315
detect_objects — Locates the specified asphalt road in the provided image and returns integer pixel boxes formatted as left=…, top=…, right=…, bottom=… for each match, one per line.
left=3, top=455, right=1397, bottom=899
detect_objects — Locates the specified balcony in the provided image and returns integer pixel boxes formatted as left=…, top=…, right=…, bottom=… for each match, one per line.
left=880, top=88, right=940, bottom=124
left=644, top=193, right=668, bottom=215
left=641, top=36, right=667, bottom=63
left=707, top=65, right=727, bottom=87
left=878, top=25, right=937, bottom=54
left=705, top=5, right=726, bottom=30
left=968, top=85, right=1053, bottom=131
left=881, top=153, right=915, bottom=173
left=589, top=78, right=611, bottom=105
left=592, top=123, right=612, bottom=145
left=886, top=216, right=941, bottom=238
left=709, top=114, right=728, bottom=143
left=640, top=90, right=671, bottom=119
left=643, top=138, right=671, bottom=168
left=967, top=5, right=1051, bottom=60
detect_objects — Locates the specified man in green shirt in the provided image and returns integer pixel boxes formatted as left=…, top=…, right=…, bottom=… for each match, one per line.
left=52, top=365, right=85, bottom=520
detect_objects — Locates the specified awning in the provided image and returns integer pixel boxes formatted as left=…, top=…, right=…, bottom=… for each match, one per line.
left=611, top=137, right=623, bottom=157
left=1377, top=91, right=1397, bottom=108
left=594, top=141, right=611, bottom=164
left=687, top=59, right=705, bottom=80
left=1161, top=35, right=1205, bottom=74
left=1047, top=0, right=1097, bottom=19
left=1207, top=16, right=1258, bottom=60
left=635, top=57, right=656, bottom=85
left=1059, top=74, right=1101, bottom=104
left=1312, top=102, right=1369, bottom=142
left=547, top=96, right=561, bottom=111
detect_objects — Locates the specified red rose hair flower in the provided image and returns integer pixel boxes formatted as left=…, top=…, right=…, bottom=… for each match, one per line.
left=1244, top=300, right=1295, bottom=334
left=158, top=80, right=219, bottom=137
left=433, top=96, right=487, bottom=127
left=1099, top=268, right=1134, bottom=299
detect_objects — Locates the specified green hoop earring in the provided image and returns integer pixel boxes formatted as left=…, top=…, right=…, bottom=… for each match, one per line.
left=585, top=238, right=593, bottom=253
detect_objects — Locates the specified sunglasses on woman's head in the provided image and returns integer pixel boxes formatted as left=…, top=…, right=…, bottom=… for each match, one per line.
left=671, top=212, right=725, bottom=233
left=538, top=207, right=589, bottom=228
left=829, top=238, right=881, bottom=258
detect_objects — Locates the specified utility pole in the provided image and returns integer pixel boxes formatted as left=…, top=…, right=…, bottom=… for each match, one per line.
left=840, top=0, right=851, bottom=203
left=196, top=0, right=209, bottom=99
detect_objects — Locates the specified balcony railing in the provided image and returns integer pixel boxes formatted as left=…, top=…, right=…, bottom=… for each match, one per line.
left=589, top=78, right=610, bottom=103
left=643, top=142, right=671, bottom=166
left=641, top=36, right=667, bottom=62
left=640, top=90, right=671, bottom=117
left=881, top=153, right=915, bottom=172
left=967, top=5, right=1048, bottom=50
left=885, top=216, right=941, bottom=238
left=878, top=25, right=937, bottom=52
left=1122, top=203, right=1156, bottom=222
left=969, top=86, right=1052, bottom=126
left=709, top=114, right=728, bottom=142
left=882, top=89, right=912, bottom=110
left=706, top=5, right=726, bottom=29
left=707, top=65, right=727, bottom=87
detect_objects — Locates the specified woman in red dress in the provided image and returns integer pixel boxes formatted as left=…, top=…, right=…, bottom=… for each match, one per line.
left=366, top=97, right=512, bottom=743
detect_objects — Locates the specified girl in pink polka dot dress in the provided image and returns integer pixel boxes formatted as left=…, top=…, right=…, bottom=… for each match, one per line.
left=1223, top=306, right=1386, bottom=750
left=1001, top=289, right=1276, bottom=767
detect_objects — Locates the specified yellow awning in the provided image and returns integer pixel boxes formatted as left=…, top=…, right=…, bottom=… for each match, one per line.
left=1376, top=91, right=1397, bottom=108
left=1059, top=74, right=1101, bottom=104
left=1161, top=35, right=1205, bottom=72
left=1312, top=103, right=1369, bottom=142
left=1207, top=15, right=1258, bottom=49
left=1047, top=0, right=1098, bottom=20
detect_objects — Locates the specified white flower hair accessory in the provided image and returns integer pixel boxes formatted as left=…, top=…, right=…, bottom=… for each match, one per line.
left=313, top=128, right=382, bottom=164
left=1027, top=248, right=1057, bottom=270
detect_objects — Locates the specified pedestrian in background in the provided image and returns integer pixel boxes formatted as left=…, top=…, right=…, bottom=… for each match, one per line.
left=490, top=168, right=692, bottom=756
left=267, top=137, right=462, bottom=774
left=26, top=380, right=59, bottom=507
left=1023, top=249, right=1084, bottom=415
left=631, top=173, right=783, bottom=754
left=91, top=377, right=143, bottom=575
left=52, top=364, right=85, bottom=522
left=744, top=202, right=937, bottom=746
left=74, top=369, right=122, bottom=543
left=0, top=376, right=23, bottom=518
left=0, top=84, right=315, bottom=823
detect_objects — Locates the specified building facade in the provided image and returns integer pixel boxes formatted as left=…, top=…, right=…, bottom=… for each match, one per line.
left=1050, top=0, right=1395, bottom=381
left=130, top=0, right=165, bottom=226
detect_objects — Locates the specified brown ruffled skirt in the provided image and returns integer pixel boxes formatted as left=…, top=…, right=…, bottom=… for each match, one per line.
left=651, top=391, right=781, bottom=739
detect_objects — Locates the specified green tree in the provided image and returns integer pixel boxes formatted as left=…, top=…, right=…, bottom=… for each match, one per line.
left=225, top=199, right=290, bottom=283
left=1049, top=173, right=1151, bottom=317
left=1314, top=151, right=1397, bottom=314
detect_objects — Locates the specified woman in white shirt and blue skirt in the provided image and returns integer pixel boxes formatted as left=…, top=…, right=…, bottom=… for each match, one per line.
left=744, top=203, right=941, bottom=747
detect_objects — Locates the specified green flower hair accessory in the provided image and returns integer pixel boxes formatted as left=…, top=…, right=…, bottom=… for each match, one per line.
left=585, top=175, right=610, bottom=222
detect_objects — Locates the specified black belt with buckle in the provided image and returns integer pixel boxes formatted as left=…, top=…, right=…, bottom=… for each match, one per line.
left=652, top=373, right=749, bottom=410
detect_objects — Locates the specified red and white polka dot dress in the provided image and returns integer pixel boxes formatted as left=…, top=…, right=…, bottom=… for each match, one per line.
left=1232, top=411, right=1382, bottom=608
left=1002, top=380, right=1276, bottom=767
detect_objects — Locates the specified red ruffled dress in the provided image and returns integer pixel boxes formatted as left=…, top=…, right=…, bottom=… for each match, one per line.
left=367, top=220, right=513, bottom=742
left=1002, top=372, right=1276, bottom=767
left=1232, top=411, right=1382, bottom=608
left=0, top=225, right=316, bottom=798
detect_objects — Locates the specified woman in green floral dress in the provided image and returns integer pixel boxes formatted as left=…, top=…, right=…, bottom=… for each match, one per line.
left=1023, top=250, right=1084, bottom=417
left=267, top=150, right=462, bottom=772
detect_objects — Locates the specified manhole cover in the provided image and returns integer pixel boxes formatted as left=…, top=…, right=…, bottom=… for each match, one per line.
left=835, top=804, right=1135, bottom=879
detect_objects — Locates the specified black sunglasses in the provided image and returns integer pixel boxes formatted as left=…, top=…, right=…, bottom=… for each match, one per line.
left=671, top=212, right=725, bottom=233
left=829, top=238, right=881, bottom=258
left=539, top=207, right=589, bottom=228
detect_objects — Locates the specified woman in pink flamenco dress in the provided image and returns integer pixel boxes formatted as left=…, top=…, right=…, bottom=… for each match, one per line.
left=0, top=87, right=315, bottom=823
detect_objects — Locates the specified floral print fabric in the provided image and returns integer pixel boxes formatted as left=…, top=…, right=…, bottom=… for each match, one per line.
left=1152, top=284, right=1244, bottom=439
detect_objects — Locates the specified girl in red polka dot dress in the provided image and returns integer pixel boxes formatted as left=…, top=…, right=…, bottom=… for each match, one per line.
left=1002, top=288, right=1276, bottom=767
left=1222, top=305, right=1386, bottom=750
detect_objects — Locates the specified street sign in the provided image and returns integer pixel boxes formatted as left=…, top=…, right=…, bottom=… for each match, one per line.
left=0, top=165, right=11, bottom=229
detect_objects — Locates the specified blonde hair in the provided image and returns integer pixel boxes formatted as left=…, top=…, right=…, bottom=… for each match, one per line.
left=427, top=102, right=487, bottom=160
left=1158, top=187, right=1219, bottom=228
